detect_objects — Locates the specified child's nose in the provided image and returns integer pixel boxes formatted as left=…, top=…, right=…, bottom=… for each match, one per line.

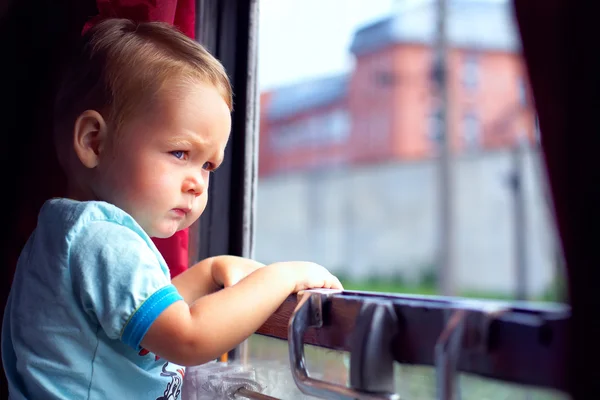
left=183, top=176, right=205, bottom=197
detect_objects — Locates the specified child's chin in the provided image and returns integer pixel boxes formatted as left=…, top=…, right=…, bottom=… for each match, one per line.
left=149, top=219, right=192, bottom=239
left=149, top=226, right=179, bottom=239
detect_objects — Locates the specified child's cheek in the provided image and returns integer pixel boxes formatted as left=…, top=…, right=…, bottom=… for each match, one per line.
left=147, top=166, right=179, bottom=196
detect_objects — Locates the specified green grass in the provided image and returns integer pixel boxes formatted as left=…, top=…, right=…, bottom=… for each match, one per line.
left=340, top=280, right=438, bottom=295
left=339, top=279, right=563, bottom=302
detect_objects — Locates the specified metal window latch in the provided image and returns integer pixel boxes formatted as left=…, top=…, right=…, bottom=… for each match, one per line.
left=435, top=309, right=467, bottom=400
left=288, top=290, right=400, bottom=400
left=435, top=303, right=509, bottom=400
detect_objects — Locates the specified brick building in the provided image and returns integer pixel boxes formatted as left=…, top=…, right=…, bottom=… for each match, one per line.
left=258, top=0, right=535, bottom=177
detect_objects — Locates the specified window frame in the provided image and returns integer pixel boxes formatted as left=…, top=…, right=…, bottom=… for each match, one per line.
left=195, top=0, right=260, bottom=360
left=257, top=291, right=569, bottom=394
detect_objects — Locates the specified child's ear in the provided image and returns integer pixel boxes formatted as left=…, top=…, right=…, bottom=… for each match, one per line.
left=73, top=110, right=108, bottom=169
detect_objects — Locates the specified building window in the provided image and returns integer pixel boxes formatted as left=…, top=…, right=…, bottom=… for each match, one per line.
left=374, top=70, right=396, bottom=88
left=463, top=112, right=481, bottom=150
left=462, top=53, right=479, bottom=90
left=270, top=109, right=351, bottom=150
left=270, top=124, right=303, bottom=149
left=327, top=109, right=352, bottom=142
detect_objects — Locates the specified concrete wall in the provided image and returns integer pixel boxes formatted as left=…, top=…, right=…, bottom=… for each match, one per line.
left=254, top=147, right=559, bottom=297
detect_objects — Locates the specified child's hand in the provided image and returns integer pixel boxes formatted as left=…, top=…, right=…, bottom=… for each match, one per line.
left=270, top=261, right=344, bottom=293
left=146, top=259, right=343, bottom=366
left=211, top=255, right=265, bottom=288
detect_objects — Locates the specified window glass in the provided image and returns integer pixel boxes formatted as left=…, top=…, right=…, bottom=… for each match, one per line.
left=251, top=0, right=567, bottom=395
left=256, top=0, right=564, bottom=303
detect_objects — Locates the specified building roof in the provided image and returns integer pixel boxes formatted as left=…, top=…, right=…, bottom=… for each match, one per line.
left=266, top=74, right=349, bottom=122
left=350, top=0, right=520, bottom=56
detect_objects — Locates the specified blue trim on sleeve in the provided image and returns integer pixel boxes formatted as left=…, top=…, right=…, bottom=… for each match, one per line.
left=121, top=285, right=183, bottom=350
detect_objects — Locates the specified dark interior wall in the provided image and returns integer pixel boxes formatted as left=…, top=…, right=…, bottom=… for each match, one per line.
left=0, top=1, right=97, bottom=396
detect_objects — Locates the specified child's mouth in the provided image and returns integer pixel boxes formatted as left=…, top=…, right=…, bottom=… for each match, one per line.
left=172, top=208, right=190, bottom=217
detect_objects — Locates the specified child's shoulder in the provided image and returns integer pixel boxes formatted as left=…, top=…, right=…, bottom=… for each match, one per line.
left=38, top=198, right=147, bottom=241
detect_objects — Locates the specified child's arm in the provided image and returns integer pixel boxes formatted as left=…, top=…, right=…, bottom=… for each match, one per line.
left=140, top=261, right=342, bottom=366
left=171, top=255, right=265, bottom=304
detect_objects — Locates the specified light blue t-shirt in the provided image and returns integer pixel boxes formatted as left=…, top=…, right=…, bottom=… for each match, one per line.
left=2, top=198, right=185, bottom=399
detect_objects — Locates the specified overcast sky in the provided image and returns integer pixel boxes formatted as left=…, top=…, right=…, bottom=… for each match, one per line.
left=257, top=0, right=397, bottom=90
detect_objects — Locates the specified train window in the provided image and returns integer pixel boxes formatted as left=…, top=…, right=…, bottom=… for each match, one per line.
left=249, top=0, right=569, bottom=398
left=255, top=0, right=565, bottom=304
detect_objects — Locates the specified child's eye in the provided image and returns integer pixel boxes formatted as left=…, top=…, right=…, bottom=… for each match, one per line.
left=171, top=151, right=187, bottom=160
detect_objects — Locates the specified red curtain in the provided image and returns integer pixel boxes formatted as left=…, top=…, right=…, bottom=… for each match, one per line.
left=84, top=0, right=195, bottom=38
left=153, top=230, right=190, bottom=278
left=85, top=0, right=197, bottom=278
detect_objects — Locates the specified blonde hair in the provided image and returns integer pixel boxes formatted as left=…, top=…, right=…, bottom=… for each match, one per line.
left=54, top=18, right=232, bottom=160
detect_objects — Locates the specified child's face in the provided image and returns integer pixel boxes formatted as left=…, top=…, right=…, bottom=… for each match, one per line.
left=94, top=82, right=231, bottom=238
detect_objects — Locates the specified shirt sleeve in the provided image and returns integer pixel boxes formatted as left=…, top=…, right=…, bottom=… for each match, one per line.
left=68, top=220, right=183, bottom=351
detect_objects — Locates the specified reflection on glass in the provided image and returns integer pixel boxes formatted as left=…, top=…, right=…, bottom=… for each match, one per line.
left=245, top=334, right=348, bottom=399
left=245, top=335, right=569, bottom=399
